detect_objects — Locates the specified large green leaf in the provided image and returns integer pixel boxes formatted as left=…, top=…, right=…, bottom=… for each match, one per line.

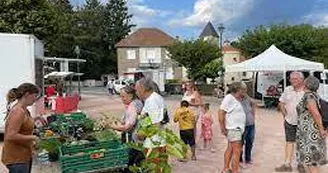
left=126, top=142, right=145, bottom=152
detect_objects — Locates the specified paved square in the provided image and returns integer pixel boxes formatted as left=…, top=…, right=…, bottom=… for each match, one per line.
left=1, top=92, right=327, bottom=173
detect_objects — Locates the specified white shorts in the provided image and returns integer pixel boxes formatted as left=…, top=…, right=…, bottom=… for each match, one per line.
left=227, top=128, right=243, bottom=142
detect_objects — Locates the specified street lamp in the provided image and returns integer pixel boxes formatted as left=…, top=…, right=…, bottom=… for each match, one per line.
left=218, top=23, right=225, bottom=87
left=74, top=45, right=81, bottom=98
left=218, top=23, right=225, bottom=49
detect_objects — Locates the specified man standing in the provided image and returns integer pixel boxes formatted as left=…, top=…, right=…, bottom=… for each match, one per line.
left=107, top=79, right=115, bottom=95
left=240, top=94, right=256, bottom=165
left=135, top=76, right=166, bottom=149
left=275, top=72, right=305, bottom=172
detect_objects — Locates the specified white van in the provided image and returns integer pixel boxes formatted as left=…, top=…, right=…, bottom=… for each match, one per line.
left=256, top=70, right=328, bottom=101
left=0, top=33, right=44, bottom=133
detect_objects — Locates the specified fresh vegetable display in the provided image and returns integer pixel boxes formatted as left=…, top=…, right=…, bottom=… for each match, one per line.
left=92, top=129, right=119, bottom=142
left=99, top=112, right=121, bottom=128
left=35, top=112, right=131, bottom=173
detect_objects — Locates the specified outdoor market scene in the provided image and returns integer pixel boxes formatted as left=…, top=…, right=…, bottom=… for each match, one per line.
left=0, top=0, right=328, bottom=173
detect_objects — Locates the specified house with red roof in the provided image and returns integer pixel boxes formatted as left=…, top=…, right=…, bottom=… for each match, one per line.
left=115, top=28, right=185, bottom=81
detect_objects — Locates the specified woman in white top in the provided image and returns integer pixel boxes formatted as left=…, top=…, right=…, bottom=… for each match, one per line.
left=219, top=82, right=247, bottom=173
left=182, top=80, right=203, bottom=144
left=182, top=81, right=203, bottom=117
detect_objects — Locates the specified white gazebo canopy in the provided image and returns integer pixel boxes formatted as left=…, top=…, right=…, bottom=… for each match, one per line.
left=226, top=45, right=324, bottom=72
left=44, top=71, right=84, bottom=79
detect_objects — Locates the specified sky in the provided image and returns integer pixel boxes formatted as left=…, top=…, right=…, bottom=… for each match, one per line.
left=71, top=0, right=328, bottom=41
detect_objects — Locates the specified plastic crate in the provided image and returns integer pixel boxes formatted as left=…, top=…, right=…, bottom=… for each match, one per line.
left=69, top=112, right=87, bottom=121
left=59, top=140, right=129, bottom=173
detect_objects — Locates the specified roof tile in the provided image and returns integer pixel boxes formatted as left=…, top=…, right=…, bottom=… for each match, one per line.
left=115, top=28, right=175, bottom=47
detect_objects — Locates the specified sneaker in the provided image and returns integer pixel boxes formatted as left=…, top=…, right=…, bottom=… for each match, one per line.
left=297, top=164, right=306, bottom=173
left=275, top=164, right=292, bottom=172
left=245, top=161, right=253, bottom=165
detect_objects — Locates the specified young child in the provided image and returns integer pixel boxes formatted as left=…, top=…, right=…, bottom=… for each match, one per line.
left=201, top=103, right=214, bottom=152
left=174, top=100, right=196, bottom=161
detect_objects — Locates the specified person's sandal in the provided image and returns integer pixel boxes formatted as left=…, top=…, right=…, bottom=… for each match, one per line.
left=191, top=156, right=197, bottom=161
left=275, top=164, right=292, bottom=172
left=221, top=169, right=232, bottom=173
left=178, top=158, right=188, bottom=162
left=297, top=164, right=306, bottom=173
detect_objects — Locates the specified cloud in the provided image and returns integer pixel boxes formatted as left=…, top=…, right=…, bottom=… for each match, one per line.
left=303, top=13, right=328, bottom=27
left=168, top=0, right=254, bottom=27
left=127, top=0, right=171, bottom=27
left=130, top=5, right=158, bottom=17
left=302, top=0, right=328, bottom=27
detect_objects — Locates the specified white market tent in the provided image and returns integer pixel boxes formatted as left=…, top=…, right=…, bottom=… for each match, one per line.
left=226, top=45, right=325, bottom=103
left=226, top=45, right=324, bottom=72
left=44, top=71, right=84, bottom=79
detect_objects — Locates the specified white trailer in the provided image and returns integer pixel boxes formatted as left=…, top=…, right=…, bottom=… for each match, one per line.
left=0, top=33, right=44, bottom=133
left=256, top=70, right=328, bottom=101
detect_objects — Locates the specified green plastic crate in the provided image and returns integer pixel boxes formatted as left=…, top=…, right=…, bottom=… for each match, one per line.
left=69, top=112, right=87, bottom=121
left=61, top=140, right=120, bottom=154
left=59, top=140, right=129, bottom=173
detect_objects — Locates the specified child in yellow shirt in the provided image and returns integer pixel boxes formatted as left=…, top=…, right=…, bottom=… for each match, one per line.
left=174, top=100, right=196, bottom=160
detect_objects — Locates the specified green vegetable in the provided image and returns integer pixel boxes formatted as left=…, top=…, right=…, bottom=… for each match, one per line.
left=82, top=119, right=95, bottom=132
left=38, top=138, right=60, bottom=153
left=92, top=129, right=119, bottom=141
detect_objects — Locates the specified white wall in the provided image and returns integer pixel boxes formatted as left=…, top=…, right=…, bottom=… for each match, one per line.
left=0, top=34, right=41, bottom=129
left=139, top=47, right=161, bottom=63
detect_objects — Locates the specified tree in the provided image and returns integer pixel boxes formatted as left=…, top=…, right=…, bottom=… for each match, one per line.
left=0, top=0, right=75, bottom=59
left=46, top=0, right=74, bottom=58
left=235, top=24, right=328, bottom=67
left=0, top=0, right=135, bottom=79
left=201, top=59, right=224, bottom=82
left=0, top=0, right=60, bottom=40
left=102, top=0, right=135, bottom=73
left=71, top=0, right=105, bottom=79
left=167, top=39, right=222, bottom=81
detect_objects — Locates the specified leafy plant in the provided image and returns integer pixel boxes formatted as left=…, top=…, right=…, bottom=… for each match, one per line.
left=82, top=118, right=95, bottom=133
left=92, top=129, right=119, bottom=142
left=38, top=138, right=61, bottom=153
left=128, top=116, right=188, bottom=173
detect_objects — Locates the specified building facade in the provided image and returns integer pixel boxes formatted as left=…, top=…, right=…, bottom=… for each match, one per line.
left=222, top=41, right=252, bottom=85
left=115, top=28, right=184, bottom=81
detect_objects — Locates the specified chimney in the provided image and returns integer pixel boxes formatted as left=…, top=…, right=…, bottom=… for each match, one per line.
left=223, top=40, right=230, bottom=46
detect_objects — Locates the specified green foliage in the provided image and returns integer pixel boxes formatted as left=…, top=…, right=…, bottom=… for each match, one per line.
left=128, top=116, right=188, bottom=173
left=201, top=59, right=224, bottom=80
left=235, top=24, right=328, bottom=67
left=167, top=39, right=222, bottom=81
left=38, top=137, right=61, bottom=153
left=92, top=129, right=119, bottom=142
left=165, top=79, right=181, bottom=84
left=0, top=0, right=135, bottom=79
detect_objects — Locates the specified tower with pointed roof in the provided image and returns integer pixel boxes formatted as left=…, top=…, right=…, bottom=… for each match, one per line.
left=199, top=21, right=219, bottom=45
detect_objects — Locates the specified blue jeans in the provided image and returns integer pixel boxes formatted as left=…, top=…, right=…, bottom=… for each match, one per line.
left=240, top=125, right=255, bottom=163
left=6, top=160, right=32, bottom=173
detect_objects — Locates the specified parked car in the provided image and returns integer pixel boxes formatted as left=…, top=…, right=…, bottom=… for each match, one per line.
left=113, top=79, right=128, bottom=94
